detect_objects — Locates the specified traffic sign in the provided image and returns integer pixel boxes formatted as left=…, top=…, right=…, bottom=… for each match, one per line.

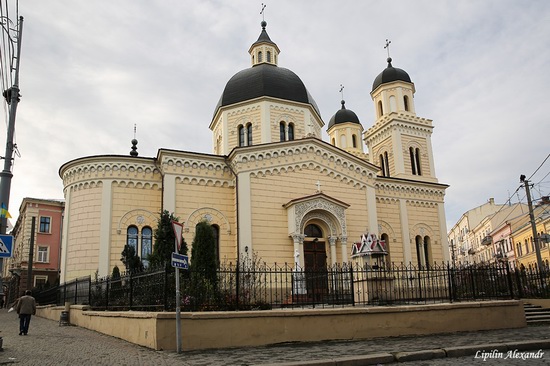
left=0, top=234, right=13, bottom=258
left=171, top=252, right=189, bottom=269
left=172, top=221, right=184, bottom=252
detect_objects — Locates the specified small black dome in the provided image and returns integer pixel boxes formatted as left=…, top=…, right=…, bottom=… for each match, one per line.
left=372, top=57, right=412, bottom=92
left=328, top=100, right=360, bottom=129
left=214, top=63, right=320, bottom=116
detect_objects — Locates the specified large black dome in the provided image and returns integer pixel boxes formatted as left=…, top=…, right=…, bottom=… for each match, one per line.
left=372, top=57, right=412, bottom=92
left=328, top=100, right=361, bottom=129
left=214, top=63, right=321, bottom=116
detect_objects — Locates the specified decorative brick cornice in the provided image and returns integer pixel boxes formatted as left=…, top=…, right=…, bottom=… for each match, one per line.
left=230, top=140, right=377, bottom=188
left=61, top=158, right=160, bottom=188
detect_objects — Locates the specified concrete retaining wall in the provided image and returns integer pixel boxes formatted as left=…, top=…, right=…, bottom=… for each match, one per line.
left=37, top=300, right=526, bottom=351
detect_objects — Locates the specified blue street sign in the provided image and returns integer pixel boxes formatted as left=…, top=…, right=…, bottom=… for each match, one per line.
left=171, top=252, right=189, bottom=269
left=0, top=234, right=13, bottom=258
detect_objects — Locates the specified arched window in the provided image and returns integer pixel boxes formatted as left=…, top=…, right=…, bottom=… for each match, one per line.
left=127, top=226, right=138, bottom=253
left=380, top=153, right=390, bottom=177
left=378, top=101, right=383, bottom=117
left=305, top=224, right=323, bottom=238
left=288, top=123, right=294, bottom=141
left=410, top=147, right=417, bottom=175
left=141, top=226, right=152, bottom=267
left=280, top=122, right=286, bottom=141
left=415, top=236, right=423, bottom=267
left=352, top=134, right=357, bottom=148
left=404, top=95, right=409, bottom=111
left=267, top=51, right=271, bottom=62
left=423, top=236, right=431, bottom=267
left=409, top=147, right=422, bottom=175
left=258, top=51, right=263, bottom=62
left=415, top=148, right=422, bottom=175
left=212, top=224, right=220, bottom=264
left=331, top=138, right=336, bottom=145
left=384, top=151, right=390, bottom=177
left=246, top=123, right=253, bottom=146
left=238, top=125, right=245, bottom=147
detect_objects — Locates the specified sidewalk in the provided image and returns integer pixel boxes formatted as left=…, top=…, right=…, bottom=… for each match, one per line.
left=0, top=308, right=549, bottom=365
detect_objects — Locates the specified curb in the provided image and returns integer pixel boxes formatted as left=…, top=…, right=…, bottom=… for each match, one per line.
left=254, top=339, right=550, bottom=366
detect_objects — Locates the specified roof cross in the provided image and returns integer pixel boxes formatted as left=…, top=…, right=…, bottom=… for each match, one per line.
left=384, top=39, right=391, bottom=58
left=339, top=84, right=344, bottom=100
left=316, top=180, right=321, bottom=193
left=260, top=3, right=267, bottom=21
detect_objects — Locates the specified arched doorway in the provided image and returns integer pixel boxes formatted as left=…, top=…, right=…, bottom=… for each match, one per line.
left=303, top=223, right=328, bottom=301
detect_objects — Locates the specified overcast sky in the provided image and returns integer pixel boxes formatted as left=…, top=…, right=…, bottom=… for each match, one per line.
left=1, top=0, right=549, bottom=230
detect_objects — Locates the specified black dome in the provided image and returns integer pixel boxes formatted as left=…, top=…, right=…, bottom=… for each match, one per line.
left=372, top=57, right=412, bottom=92
left=214, top=63, right=321, bottom=116
left=328, top=100, right=360, bottom=129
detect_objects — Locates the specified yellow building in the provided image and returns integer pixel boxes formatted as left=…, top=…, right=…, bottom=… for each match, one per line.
left=59, top=21, right=449, bottom=282
left=513, top=203, right=550, bottom=271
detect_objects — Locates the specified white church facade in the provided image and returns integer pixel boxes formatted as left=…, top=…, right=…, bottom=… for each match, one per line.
left=59, top=21, right=449, bottom=282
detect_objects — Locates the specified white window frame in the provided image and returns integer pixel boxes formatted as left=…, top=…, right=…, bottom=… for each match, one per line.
left=34, top=275, right=49, bottom=287
left=37, top=246, right=49, bottom=263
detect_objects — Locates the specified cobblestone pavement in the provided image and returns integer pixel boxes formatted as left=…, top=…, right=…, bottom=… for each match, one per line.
left=1, top=308, right=549, bottom=365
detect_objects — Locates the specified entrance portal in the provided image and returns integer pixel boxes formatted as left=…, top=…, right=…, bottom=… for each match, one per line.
left=304, top=224, right=328, bottom=301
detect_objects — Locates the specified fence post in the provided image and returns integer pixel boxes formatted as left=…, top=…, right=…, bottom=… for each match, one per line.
left=106, top=276, right=110, bottom=310
left=129, top=271, right=133, bottom=309
left=74, top=278, right=78, bottom=304
left=447, top=262, right=454, bottom=303
left=236, top=261, right=240, bottom=310
left=505, top=261, right=514, bottom=299
left=349, top=264, right=355, bottom=306
left=163, top=267, right=168, bottom=311
left=88, top=276, right=92, bottom=305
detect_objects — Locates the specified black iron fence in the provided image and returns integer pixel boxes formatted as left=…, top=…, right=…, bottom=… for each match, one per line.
left=33, top=262, right=550, bottom=311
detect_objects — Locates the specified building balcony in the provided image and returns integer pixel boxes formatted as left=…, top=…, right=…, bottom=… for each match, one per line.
left=481, top=236, right=493, bottom=246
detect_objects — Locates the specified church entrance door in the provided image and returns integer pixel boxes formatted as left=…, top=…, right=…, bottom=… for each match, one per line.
left=303, top=239, right=328, bottom=302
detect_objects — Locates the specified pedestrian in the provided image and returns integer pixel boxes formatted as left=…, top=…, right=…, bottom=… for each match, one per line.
left=16, top=290, right=36, bottom=335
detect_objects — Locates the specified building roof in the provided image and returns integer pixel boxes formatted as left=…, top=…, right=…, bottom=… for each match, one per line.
left=214, top=63, right=321, bottom=116
left=372, top=57, right=412, bottom=92
left=327, top=100, right=361, bottom=129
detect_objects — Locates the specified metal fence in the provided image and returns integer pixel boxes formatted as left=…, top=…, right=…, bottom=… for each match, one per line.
left=33, top=261, right=550, bottom=311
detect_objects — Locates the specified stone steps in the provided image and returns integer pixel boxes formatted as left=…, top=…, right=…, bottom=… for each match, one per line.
left=524, top=303, right=550, bottom=324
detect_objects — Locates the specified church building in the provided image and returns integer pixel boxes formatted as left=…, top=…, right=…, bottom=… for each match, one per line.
left=59, top=21, right=449, bottom=282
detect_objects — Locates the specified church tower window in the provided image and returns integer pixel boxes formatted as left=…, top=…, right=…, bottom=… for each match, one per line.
left=288, top=123, right=294, bottom=140
left=267, top=51, right=271, bottom=62
left=380, top=151, right=390, bottom=177
left=378, top=101, right=383, bottom=118
left=409, top=147, right=422, bottom=175
left=404, top=95, right=409, bottom=111
left=352, top=134, right=357, bottom=148
left=258, top=51, right=263, bottom=62
left=246, top=123, right=253, bottom=146
left=389, top=95, right=397, bottom=112
left=280, top=122, right=286, bottom=141
left=238, top=125, right=245, bottom=147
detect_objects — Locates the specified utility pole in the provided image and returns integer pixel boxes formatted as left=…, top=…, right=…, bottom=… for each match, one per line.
left=520, top=175, right=544, bottom=277
left=0, top=14, right=24, bottom=300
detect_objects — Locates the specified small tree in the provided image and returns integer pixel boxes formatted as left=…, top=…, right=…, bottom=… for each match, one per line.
left=190, top=220, right=218, bottom=284
left=121, top=244, right=144, bottom=274
left=149, top=210, right=188, bottom=270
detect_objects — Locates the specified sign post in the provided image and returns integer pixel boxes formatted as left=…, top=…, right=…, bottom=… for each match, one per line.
left=171, top=221, right=184, bottom=353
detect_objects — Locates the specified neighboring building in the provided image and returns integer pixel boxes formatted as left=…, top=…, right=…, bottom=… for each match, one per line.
left=2, top=198, right=64, bottom=297
left=513, top=201, right=550, bottom=271
left=448, top=198, right=504, bottom=264
left=468, top=204, right=528, bottom=265
left=59, top=21, right=450, bottom=282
